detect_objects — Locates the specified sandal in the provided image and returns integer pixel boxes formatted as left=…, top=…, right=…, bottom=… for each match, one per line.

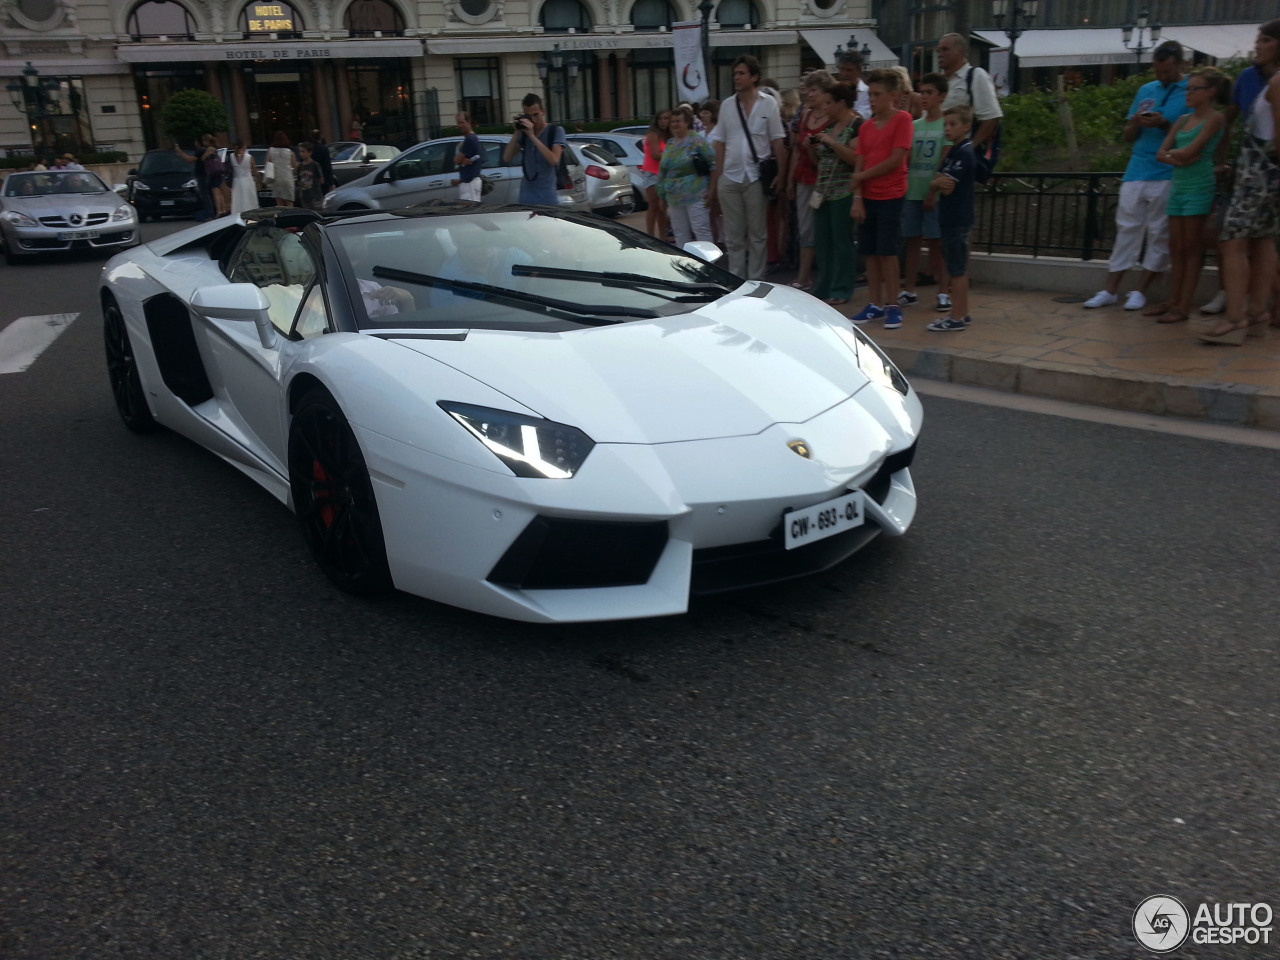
left=1247, top=312, right=1271, bottom=339
left=790, top=280, right=813, bottom=290
left=1199, top=319, right=1248, bottom=345
left=824, top=298, right=850, bottom=306
left=1154, top=310, right=1188, bottom=324
left=1142, top=301, right=1172, bottom=317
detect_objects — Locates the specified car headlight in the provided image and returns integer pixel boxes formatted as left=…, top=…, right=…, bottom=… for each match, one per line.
left=439, top=402, right=594, bottom=479
left=183, top=179, right=197, bottom=189
left=133, top=180, right=150, bottom=191
left=1, top=210, right=38, bottom=227
left=835, top=323, right=910, bottom=396
left=111, top=204, right=136, bottom=223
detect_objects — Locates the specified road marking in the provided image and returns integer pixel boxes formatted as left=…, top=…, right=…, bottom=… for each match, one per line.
left=914, top=379, right=1280, bottom=450
left=0, top=313, right=79, bottom=374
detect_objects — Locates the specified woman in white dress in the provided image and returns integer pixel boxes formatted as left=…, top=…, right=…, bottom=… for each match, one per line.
left=267, top=130, right=297, bottom=208
left=229, top=140, right=259, bottom=217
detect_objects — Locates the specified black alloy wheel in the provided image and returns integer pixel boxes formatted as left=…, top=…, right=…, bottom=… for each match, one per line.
left=102, top=297, right=157, bottom=433
left=288, top=390, right=392, bottom=596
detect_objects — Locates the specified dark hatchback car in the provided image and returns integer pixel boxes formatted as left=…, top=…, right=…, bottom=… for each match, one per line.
left=127, top=150, right=202, bottom=221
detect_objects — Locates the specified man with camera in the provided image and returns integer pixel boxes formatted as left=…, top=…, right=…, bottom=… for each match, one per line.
left=501, top=93, right=567, bottom=206
left=708, top=54, right=788, bottom=280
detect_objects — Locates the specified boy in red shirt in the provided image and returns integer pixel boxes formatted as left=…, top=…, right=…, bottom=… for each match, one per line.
left=849, top=69, right=914, bottom=330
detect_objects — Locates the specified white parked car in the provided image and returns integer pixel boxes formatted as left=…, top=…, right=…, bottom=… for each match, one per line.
left=566, top=132, right=648, bottom=210
left=100, top=204, right=921, bottom=622
left=577, top=142, right=636, bottom=216
left=322, top=135, right=590, bottom=213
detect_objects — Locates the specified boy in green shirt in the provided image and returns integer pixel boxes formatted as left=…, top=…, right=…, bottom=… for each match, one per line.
left=899, top=73, right=949, bottom=312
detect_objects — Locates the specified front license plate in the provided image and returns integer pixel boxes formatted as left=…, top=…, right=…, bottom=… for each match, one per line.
left=160, top=200, right=176, bottom=206
left=57, top=230, right=98, bottom=240
left=783, top=491, right=865, bottom=550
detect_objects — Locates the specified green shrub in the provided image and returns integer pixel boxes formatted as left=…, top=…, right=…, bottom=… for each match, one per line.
left=160, top=89, right=228, bottom=145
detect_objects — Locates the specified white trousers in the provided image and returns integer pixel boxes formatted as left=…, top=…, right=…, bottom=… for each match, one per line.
left=458, top=178, right=483, bottom=202
left=668, top=198, right=713, bottom=248
left=1108, top=178, right=1171, bottom=275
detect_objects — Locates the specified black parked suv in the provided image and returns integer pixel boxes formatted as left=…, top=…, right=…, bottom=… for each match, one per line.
left=128, top=149, right=202, bottom=221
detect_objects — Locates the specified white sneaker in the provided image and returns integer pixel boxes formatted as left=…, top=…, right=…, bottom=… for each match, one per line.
left=1199, top=291, right=1227, bottom=315
left=1124, top=290, right=1146, bottom=310
left=1083, top=290, right=1118, bottom=309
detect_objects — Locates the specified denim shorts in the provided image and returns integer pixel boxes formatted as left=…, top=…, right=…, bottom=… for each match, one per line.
left=857, top=196, right=905, bottom=257
left=941, top=225, right=971, bottom=277
left=901, top=199, right=941, bottom=239
left=635, top=169, right=658, bottom=191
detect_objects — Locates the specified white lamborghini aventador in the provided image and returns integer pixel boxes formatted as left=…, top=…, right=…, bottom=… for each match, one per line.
left=101, top=203, right=921, bottom=622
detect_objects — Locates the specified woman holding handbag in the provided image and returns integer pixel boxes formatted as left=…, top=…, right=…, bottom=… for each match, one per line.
left=809, top=82, right=860, bottom=305
left=266, top=130, right=297, bottom=208
left=656, top=106, right=715, bottom=247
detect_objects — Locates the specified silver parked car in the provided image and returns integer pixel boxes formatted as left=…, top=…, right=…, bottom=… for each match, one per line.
left=565, top=132, right=648, bottom=211
left=322, top=135, right=590, bottom=213
left=577, top=142, right=635, bottom=216
left=1, top=170, right=140, bottom=265
left=329, top=142, right=401, bottom=185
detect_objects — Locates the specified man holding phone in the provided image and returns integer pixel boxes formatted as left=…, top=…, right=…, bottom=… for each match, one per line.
left=1083, top=40, right=1188, bottom=311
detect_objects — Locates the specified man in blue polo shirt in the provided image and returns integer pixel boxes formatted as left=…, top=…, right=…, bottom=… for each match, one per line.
left=1083, top=41, right=1187, bottom=311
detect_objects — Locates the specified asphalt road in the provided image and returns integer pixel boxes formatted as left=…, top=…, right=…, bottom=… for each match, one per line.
left=1, top=224, right=1277, bottom=959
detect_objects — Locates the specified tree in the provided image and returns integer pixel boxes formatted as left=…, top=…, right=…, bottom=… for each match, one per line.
left=160, top=89, right=228, bottom=146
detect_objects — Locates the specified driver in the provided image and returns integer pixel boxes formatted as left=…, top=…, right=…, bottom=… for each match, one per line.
left=344, top=232, right=415, bottom=318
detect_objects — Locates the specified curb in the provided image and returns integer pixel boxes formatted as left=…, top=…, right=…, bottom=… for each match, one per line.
left=885, top=344, right=1280, bottom=431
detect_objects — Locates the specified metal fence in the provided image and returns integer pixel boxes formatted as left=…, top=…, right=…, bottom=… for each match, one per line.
left=973, top=171, right=1124, bottom=261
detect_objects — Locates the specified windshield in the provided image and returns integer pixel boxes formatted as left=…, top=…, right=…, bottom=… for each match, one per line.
left=332, top=144, right=365, bottom=162
left=331, top=210, right=739, bottom=332
left=138, top=151, right=192, bottom=176
left=4, top=171, right=109, bottom=197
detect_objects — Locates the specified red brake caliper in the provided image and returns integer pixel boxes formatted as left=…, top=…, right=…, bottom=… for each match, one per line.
left=312, top=460, right=336, bottom=528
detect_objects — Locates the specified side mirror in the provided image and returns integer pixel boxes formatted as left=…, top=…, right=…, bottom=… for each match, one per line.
left=682, top=240, right=724, bottom=264
left=112, top=183, right=129, bottom=197
left=129, top=168, right=138, bottom=175
left=191, top=283, right=277, bottom=348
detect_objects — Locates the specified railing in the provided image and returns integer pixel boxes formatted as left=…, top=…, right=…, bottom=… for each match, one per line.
left=973, top=171, right=1124, bottom=261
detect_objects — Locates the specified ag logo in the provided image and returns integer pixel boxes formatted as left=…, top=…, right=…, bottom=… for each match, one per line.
left=787, top=440, right=811, bottom=459
left=1134, top=895, right=1190, bottom=953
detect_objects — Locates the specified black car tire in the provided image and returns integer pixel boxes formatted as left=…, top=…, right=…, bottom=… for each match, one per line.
left=102, top=295, right=157, bottom=433
left=288, top=389, right=393, bottom=596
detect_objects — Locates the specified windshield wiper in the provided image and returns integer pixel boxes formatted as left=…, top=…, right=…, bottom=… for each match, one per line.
left=511, top=264, right=732, bottom=297
left=371, top=266, right=658, bottom=322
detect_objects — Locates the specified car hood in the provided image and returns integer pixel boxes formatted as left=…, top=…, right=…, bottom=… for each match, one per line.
left=389, top=283, right=877, bottom=444
left=6, top=193, right=124, bottom=214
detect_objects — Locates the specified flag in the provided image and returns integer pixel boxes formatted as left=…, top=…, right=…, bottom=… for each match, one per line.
left=673, top=20, right=709, bottom=103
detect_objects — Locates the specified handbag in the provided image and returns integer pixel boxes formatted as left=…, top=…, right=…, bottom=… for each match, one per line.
left=263, top=159, right=275, bottom=181
left=691, top=149, right=712, bottom=178
left=808, top=189, right=824, bottom=210
left=735, top=93, right=778, bottom=198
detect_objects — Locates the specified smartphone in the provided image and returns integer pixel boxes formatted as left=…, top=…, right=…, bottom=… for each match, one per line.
left=1136, top=98, right=1156, bottom=115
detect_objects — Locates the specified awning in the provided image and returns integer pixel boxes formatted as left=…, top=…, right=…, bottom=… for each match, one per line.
left=1160, top=24, right=1258, bottom=61
left=0, top=58, right=129, bottom=76
left=116, top=38, right=423, bottom=63
left=973, top=29, right=1141, bottom=67
left=799, top=28, right=898, bottom=69
left=425, top=29, right=798, bottom=56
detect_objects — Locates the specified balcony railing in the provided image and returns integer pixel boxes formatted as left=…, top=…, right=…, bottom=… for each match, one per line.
left=973, top=171, right=1124, bottom=261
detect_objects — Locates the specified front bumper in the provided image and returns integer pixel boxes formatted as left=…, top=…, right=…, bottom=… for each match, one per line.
left=361, top=387, right=922, bottom=623
left=6, top=220, right=138, bottom=254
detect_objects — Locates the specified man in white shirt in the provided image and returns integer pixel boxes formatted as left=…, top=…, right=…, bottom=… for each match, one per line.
left=708, top=54, right=788, bottom=280
left=837, top=50, right=872, bottom=120
left=936, top=33, right=1003, bottom=152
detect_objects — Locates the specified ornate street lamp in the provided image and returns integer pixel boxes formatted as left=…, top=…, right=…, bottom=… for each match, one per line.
left=5, top=61, right=61, bottom=157
left=1122, top=10, right=1162, bottom=66
left=833, top=37, right=873, bottom=68
left=698, top=0, right=715, bottom=97
left=992, top=0, right=1037, bottom=93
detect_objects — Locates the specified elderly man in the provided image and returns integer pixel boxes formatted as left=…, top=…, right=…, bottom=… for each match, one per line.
left=936, top=33, right=1003, bottom=154
left=836, top=48, right=872, bottom=119
left=708, top=54, right=788, bottom=280
left=1081, top=40, right=1187, bottom=311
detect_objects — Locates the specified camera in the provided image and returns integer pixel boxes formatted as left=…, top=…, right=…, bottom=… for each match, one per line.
left=513, top=114, right=533, bottom=130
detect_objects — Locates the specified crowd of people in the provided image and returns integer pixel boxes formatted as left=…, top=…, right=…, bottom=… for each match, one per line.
left=174, top=129, right=337, bottom=220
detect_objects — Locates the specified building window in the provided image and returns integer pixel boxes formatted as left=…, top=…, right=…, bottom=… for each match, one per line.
left=133, top=66, right=205, bottom=149
left=630, top=0, right=673, bottom=31
left=630, top=48, right=674, bottom=118
left=346, top=61, right=414, bottom=145
left=716, top=0, right=759, bottom=29
left=344, top=0, right=406, bottom=37
left=540, top=0, right=592, bottom=33
left=455, top=58, right=502, bottom=127
left=239, top=2, right=302, bottom=38
left=18, top=0, right=57, bottom=22
left=126, top=0, right=197, bottom=40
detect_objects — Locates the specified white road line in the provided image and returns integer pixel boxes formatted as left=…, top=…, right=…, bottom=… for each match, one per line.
left=913, top=378, right=1280, bottom=450
left=0, top=313, right=79, bottom=374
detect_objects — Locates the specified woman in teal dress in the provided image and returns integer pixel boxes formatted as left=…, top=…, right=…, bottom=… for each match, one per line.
left=1154, top=66, right=1228, bottom=324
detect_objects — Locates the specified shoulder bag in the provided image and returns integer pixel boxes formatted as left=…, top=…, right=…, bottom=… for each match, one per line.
left=735, top=94, right=778, bottom=198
